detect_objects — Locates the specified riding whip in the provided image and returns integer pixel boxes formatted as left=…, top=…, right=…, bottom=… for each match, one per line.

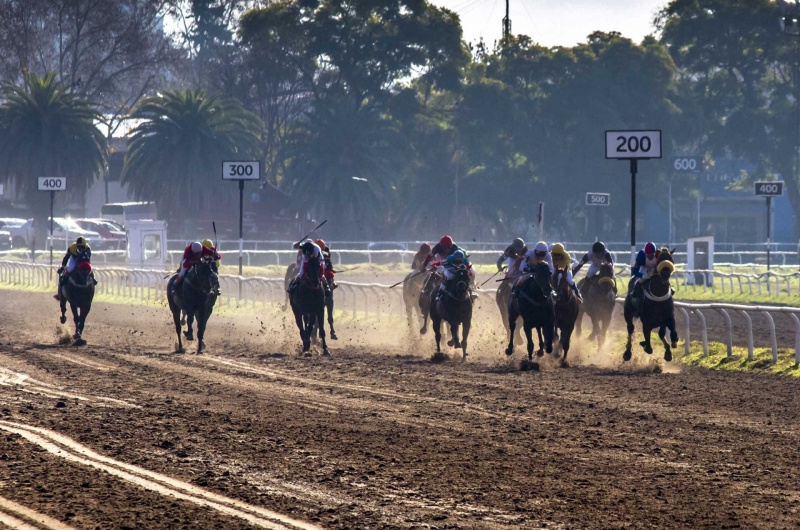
left=296, top=220, right=327, bottom=246
left=389, top=268, right=428, bottom=289
left=212, top=221, right=218, bottom=249
left=480, top=268, right=504, bottom=287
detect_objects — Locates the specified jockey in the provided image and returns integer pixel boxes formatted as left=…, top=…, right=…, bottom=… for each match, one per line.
left=439, top=250, right=476, bottom=300
left=632, top=242, right=658, bottom=280
left=175, top=241, right=221, bottom=290
left=201, top=238, right=222, bottom=295
left=497, top=238, right=527, bottom=278
left=412, top=243, right=432, bottom=270
left=287, top=239, right=328, bottom=294
left=550, top=243, right=582, bottom=302
left=520, top=241, right=554, bottom=275
left=54, top=236, right=94, bottom=300
left=573, top=241, right=614, bottom=279
left=420, top=235, right=460, bottom=271
left=316, top=239, right=336, bottom=290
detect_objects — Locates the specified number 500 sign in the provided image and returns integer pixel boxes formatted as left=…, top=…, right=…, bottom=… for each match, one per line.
left=605, top=130, right=662, bottom=160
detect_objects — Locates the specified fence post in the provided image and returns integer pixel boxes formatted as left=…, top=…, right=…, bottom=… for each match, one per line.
left=715, top=308, right=733, bottom=358
left=677, top=307, right=690, bottom=356
left=694, top=309, right=708, bottom=358
left=763, top=311, right=778, bottom=363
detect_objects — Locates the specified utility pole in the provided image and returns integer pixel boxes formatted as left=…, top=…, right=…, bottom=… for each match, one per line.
left=502, top=0, right=511, bottom=45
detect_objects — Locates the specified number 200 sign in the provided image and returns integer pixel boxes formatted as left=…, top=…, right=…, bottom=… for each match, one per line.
left=222, top=161, right=260, bottom=181
left=605, top=130, right=662, bottom=160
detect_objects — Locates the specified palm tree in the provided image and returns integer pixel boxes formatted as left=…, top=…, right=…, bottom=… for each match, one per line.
left=0, top=72, right=106, bottom=241
left=122, top=89, right=262, bottom=222
left=281, top=99, right=409, bottom=238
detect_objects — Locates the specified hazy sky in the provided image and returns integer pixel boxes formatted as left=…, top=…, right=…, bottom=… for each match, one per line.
left=433, top=0, right=668, bottom=48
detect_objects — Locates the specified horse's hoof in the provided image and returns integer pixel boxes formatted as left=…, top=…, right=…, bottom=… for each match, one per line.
left=330, top=332, right=338, bottom=340
left=461, top=353, right=467, bottom=362
left=560, top=358, right=570, bottom=368
left=59, top=316, right=66, bottom=324
left=623, top=349, right=632, bottom=362
left=322, top=349, right=330, bottom=357
left=419, top=327, right=428, bottom=335
left=644, top=344, right=653, bottom=355
left=447, top=340, right=454, bottom=347
left=505, top=347, right=514, bottom=356
left=520, top=360, right=540, bottom=372
left=537, top=349, right=545, bottom=357
left=184, top=332, right=194, bottom=341
left=671, top=341, right=678, bottom=349
left=431, top=351, right=447, bottom=363
left=73, top=338, right=87, bottom=347
left=452, top=341, right=461, bottom=349
left=180, top=317, right=186, bottom=326
left=664, top=349, right=673, bottom=362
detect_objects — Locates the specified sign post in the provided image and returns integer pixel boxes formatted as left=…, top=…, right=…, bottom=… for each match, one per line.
left=222, top=161, right=260, bottom=301
left=585, top=193, right=610, bottom=242
left=754, top=181, right=784, bottom=271
left=605, top=130, right=662, bottom=265
left=38, top=177, right=67, bottom=282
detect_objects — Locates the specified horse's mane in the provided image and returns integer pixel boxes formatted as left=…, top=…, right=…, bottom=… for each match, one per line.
left=598, top=262, right=614, bottom=277
left=656, top=247, right=674, bottom=264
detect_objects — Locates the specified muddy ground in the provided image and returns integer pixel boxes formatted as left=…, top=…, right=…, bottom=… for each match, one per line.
left=0, top=290, right=799, bottom=529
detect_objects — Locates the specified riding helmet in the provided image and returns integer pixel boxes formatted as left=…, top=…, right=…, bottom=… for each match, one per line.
left=592, top=241, right=606, bottom=255
left=534, top=241, right=548, bottom=253
left=512, top=238, right=525, bottom=250
left=440, top=235, right=453, bottom=248
left=644, top=242, right=656, bottom=255
left=420, top=243, right=432, bottom=253
left=76, top=236, right=87, bottom=247
left=191, top=241, right=202, bottom=254
left=202, top=238, right=214, bottom=249
left=315, top=239, right=326, bottom=250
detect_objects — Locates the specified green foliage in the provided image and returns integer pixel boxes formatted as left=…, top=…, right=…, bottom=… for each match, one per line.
left=122, top=89, right=262, bottom=220
left=0, top=72, right=106, bottom=219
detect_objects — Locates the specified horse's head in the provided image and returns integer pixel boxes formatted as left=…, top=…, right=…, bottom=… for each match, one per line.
left=529, top=262, right=553, bottom=298
left=648, top=260, right=674, bottom=298
left=450, top=266, right=472, bottom=300
left=190, top=258, right=215, bottom=294
left=594, top=262, right=617, bottom=294
left=72, top=262, right=92, bottom=286
left=552, top=268, right=571, bottom=296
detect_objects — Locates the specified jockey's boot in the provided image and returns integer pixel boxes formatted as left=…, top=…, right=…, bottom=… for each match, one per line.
left=54, top=273, right=68, bottom=300
left=287, top=277, right=298, bottom=294
left=211, top=274, right=221, bottom=296
left=323, top=278, right=332, bottom=297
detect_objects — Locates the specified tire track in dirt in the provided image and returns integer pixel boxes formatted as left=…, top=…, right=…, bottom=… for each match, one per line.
left=0, top=497, right=76, bottom=530
left=0, top=421, right=322, bottom=530
left=0, top=366, right=137, bottom=408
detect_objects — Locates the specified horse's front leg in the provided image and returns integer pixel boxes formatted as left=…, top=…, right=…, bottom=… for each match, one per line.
left=449, top=322, right=461, bottom=349
left=505, top=303, right=519, bottom=356
left=640, top=326, right=654, bottom=354
left=326, top=291, right=337, bottom=340
left=59, top=296, right=67, bottom=325
left=78, top=301, right=91, bottom=337
left=667, top=314, right=678, bottom=349
left=70, top=303, right=81, bottom=339
left=535, top=326, right=545, bottom=357
left=525, top=324, right=535, bottom=360
left=461, top=319, right=470, bottom=360
left=658, top=325, right=672, bottom=362
left=318, top=306, right=329, bottom=356
left=543, top=320, right=554, bottom=355
left=196, top=308, right=208, bottom=354
left=184, top=310, right=195, bottom=341
left=623, top=304, right=635, bottom=362
left=172, top=308, right=183, bottom=352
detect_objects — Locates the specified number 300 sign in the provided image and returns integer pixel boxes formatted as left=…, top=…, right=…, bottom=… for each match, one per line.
left=605, top=130, right=662, bottom=160
left=222, top=161, right=260, bottom=181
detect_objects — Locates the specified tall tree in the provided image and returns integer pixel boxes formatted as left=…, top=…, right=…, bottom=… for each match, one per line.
left=657, top=0, right=800, bottom=236
left=121, top=89, right=262, bottom=223
left=0, top=72, right=106, bottom=244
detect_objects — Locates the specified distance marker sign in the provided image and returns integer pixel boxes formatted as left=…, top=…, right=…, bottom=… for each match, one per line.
left=38, top=177, right=67, bottom=191
left=586, top=192, right=610, bottom=206
left=754, top=181, right=784, bottom=197
left=222, top=161, right=260, bottom=180
left=605, top=130, right=662, bottom=159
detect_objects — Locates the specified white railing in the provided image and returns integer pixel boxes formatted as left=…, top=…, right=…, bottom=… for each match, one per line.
left=2, top=259, right=799, bottom=365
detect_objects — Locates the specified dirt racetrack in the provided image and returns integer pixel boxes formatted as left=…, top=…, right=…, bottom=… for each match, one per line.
left=0, top=290, right=800, bottom=529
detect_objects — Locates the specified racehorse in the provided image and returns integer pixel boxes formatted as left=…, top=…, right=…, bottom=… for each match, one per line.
left=496, top=278, right=523, bottom=345
left=59, top=262, right=94, bottom=344
left=505, top=262, right=554, bottom=360
left=289, top=256, right=329, bottom=356
left=430, top=267, right=473, bottom=360
left=575, top=262, right=617, bottom=347
left=168, top=258, right=218, bottom=354
left=551, top=268, right=580, bottom=365
left=418, top=270, right=443, bottom=335
left=623, top=253, right=678, bottom=362
left=282, top=263, right=298, bottom=311
left=322, top=277, right=337, bottom=340
left=402, top=270, right=426, bottom=331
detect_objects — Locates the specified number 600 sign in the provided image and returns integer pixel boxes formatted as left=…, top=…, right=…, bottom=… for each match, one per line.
left=605, top=130, right=662, bottom=160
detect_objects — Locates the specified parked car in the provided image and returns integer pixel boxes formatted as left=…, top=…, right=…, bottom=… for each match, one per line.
left=74, top=218, right=126, bottom=249
left=0, top=230, right=11, bottom=250
left=17, top=218, right=100, bottom=249
left=0, top=218, right=28, bottom=248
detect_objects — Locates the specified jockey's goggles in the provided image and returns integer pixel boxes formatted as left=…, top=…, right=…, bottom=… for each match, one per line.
left=534, top=251, right=546, bottom=257
left=552, top=253, right=562, bottom=259
left=646, top=253, right=655, bottom=259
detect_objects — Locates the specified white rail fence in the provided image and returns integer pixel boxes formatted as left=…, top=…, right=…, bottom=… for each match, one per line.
left=1, top=260, right=799, bottom=365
